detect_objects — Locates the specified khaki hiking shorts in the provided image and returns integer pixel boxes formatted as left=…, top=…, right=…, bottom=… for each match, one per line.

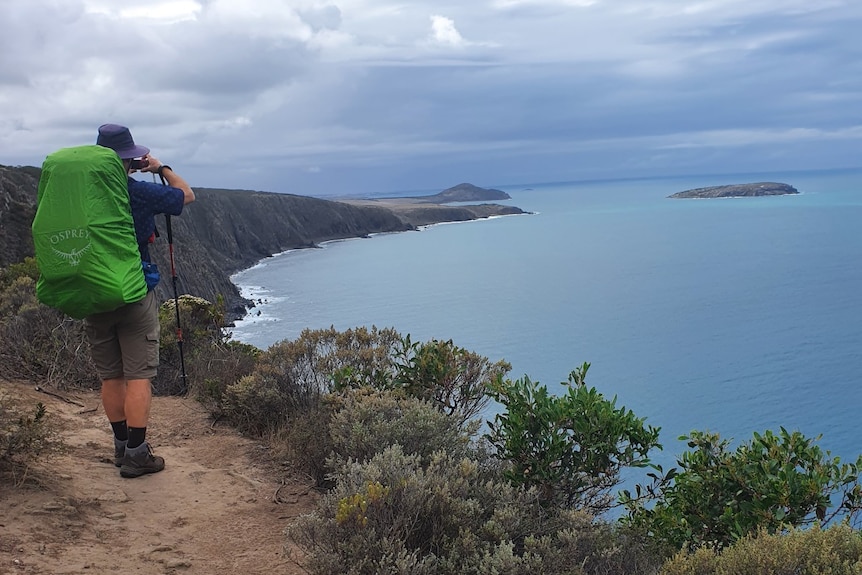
left=84, top=290, right=160, bottom=381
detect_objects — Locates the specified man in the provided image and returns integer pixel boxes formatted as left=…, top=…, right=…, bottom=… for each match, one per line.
left=86, top=124, right=195, bottom=478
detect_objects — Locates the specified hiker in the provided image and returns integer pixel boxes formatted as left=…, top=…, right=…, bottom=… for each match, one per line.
left=86, top=124, right=195, bottom=478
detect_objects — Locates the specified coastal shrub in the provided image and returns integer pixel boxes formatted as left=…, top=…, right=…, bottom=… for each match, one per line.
left=0, top=275, right=38, bottom=318
left=221, top=326, right=511, bottom=439
left=190, top=338, right=261, bottom=415
left=660, top=524, right=862, bottom=575
left=327, top=389, right=475, bottom=471
left=268, top=400, right=339, bottom=487
left=486, top=363, right=662, bottom=515
left=287, top=445, right=663, bottom=575
left=0, top=257, right=39, bottom=292
left=0, top=274, right=97, bottom=390
left=221, top=326, right=402, bottom=434
left=623, top=428, right=862, bottom=551
left=267, top=387, right=477, bottom=488
left=155, top=294, right=260, bottom=402
left=294, top=326, right=402, bottom=393
left=0, top=395, right=64, bottom=485
left=391, top=335, right=511, bottom=426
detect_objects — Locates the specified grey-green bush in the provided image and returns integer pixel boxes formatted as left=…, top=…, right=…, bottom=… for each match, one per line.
left=660, top=524, right=862, bottom=575
left=222, top=326, right=402, bottom=434
left=0, top=275, right=97, bottom=390
left=287, top=445, right=663, bottom=575
left=327, top=389, right=475, bottom=471
left=269, top=386, right=478, bottom=488
left=0, top=395, right=64, bottom=484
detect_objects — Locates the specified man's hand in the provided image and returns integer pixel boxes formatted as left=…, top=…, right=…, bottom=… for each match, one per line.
left=139, top=155, right=195, bottom=205
left=140, top=155, right=163, bottom=173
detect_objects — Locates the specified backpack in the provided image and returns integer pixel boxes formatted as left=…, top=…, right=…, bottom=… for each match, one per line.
left=32, top=145, right=147, bottom=319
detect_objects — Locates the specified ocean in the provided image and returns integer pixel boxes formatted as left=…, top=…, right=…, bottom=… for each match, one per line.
left=230, top=169, right=862, bottom=471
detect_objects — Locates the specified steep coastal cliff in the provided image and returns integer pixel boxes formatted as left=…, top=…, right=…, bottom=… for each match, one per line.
left=0, top=165, right=525, bottom=315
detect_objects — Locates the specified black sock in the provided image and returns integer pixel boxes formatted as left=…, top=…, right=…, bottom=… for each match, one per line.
left=127, top=427, right=147, bottom=449
left=110, top=420, right=128, bottom=442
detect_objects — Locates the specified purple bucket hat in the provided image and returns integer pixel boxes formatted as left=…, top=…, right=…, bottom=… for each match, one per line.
left=96, top=124, right=150, bottom=159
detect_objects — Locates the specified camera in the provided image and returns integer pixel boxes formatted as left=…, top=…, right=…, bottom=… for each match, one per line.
left=130, top=158, right=150, bottom=170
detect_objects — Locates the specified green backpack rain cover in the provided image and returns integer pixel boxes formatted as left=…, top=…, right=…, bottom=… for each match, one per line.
left=32, top=145, right=147, bottom=319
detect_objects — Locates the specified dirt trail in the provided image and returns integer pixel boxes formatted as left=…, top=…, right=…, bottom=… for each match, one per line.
left=0, top=380, right=316, bottom=575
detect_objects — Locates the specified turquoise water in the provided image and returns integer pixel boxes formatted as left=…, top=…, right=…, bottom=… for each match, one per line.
left=231, top=170, right=862, bottom=470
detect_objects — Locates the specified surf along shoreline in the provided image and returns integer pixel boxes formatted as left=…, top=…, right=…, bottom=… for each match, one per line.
left=230, top=193, right=531, bottom=332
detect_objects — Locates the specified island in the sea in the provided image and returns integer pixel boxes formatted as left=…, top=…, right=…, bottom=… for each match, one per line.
left=669, top=182, right=799, bottom=199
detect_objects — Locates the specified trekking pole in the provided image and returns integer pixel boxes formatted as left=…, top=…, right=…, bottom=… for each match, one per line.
left=164, top=214, right=188, bottom=394
left=158, top=172, right=188, bottom=394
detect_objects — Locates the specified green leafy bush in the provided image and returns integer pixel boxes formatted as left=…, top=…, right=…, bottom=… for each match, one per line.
left=660, top=524, right=862, bottom=575
left=391, top=336, right=511, bottom=425
left=486, top=363, right=662, bottom=515
left=624, top=428, right=862, bottom=550
left=288, top=445, right=662, bottom=575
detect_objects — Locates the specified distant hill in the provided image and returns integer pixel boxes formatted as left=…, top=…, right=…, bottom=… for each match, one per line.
left=411, top=183, right=511, bottom=203
left=669, top=182, right=798, bottom=199
left=0, top=165, right=524, bottom=317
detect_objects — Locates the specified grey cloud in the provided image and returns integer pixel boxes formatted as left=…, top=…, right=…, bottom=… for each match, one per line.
left=300, top=4, right=342, bottom=31
left=2, top=0, right=861, bottom=197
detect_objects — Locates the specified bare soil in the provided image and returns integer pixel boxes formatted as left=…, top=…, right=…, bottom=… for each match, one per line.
left=0, top=380, right=317, bottom=575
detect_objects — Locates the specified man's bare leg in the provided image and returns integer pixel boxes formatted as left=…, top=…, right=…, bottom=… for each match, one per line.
left=101, top=377, right=127, bottom=422
left=125, top=378, right=152, bottom=430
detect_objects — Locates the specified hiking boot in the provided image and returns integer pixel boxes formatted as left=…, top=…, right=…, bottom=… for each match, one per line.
left=120, top=442, right=165, bottom=478
left=114, top=438, right=127, bottom=467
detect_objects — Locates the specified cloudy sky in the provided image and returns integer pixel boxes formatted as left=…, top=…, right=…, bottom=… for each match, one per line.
left=2, top=0, right=861, bottom=196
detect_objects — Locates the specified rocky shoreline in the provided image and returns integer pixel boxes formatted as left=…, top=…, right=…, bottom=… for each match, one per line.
left=151, top=188, right=527, bottom=320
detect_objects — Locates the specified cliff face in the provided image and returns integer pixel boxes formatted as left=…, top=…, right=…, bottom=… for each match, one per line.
left=145, top=187, right=416, bottom=312
left=0, top=165, right=525, bottom=315
left=0, top=165, right=40, bottom=267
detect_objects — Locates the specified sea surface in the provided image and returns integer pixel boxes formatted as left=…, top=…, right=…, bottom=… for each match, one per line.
left=230, top=169, right=862, bottom=472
